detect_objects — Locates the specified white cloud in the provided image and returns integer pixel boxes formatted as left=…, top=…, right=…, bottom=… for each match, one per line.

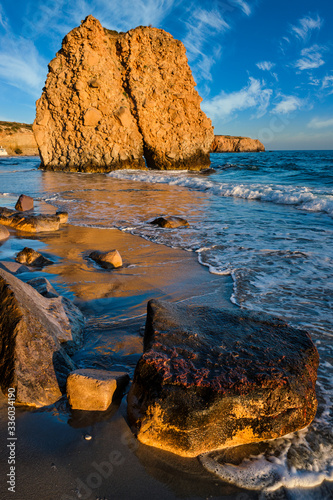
left=290, top=14, right=323, bottom=41
left=321, top=75, right=333, bottom=91
left=229, top=0, right=251, bottom=16
left=0, top=4, right=9, bottom=30
left=308, top=117, right=333, bottom=129
left=0, top=34, right=47, bottom=96
left=295, top=45, right=326, bottom=70
left=202, top=77, right=272, bottom=120
left=256, top=61, right=275, bottom=71
left=183, top=7, right=229, bottom=81
left=272, top=95, right=305, bottom=114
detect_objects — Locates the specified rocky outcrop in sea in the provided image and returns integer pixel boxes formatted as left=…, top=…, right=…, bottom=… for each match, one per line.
left=211, top=135, right=265, bottom=152
left=33, top=15, right=214, bottom=172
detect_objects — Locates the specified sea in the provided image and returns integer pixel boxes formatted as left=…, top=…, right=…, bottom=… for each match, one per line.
left=0, top=150, right=333, bottom=499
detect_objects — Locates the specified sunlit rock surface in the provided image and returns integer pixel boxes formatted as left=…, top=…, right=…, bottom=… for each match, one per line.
left=33, top=16, right=214, bottom=172
left=128, top=299, right=319, bottom=457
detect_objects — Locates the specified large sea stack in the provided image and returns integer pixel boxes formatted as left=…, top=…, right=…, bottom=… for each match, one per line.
left=33, top=16, right=214, bottom=172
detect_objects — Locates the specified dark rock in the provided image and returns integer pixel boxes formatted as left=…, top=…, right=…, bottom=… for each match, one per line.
left=128, top=299, right=319, bottom=457
left=15, top=247, right=54, bottom=267
left=150, top=216, right=189, bottom=229
left=89, top=249, right=122, bottom=269
left=15, top=194, right=34, bottom=211
left=0, top=268, right=85, bottom=406
left=0, top=224, right=10, bottom=241
left=27, top=277, right=59, bottom=298
left=0, top=261, right=31, bottom=274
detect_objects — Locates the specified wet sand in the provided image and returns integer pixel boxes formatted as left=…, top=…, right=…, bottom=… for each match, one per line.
left=0, top=223, right=249, bottom=500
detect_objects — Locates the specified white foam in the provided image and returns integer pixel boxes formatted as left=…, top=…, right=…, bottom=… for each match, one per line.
left=200, top=436, right=333, bottom=493
left=108, top=170, right=333, bottom=217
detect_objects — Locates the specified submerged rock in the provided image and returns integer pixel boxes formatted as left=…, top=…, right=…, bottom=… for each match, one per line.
left=33, top=15, right=213, bottom=172
left=15, top=247, right=53, bottom=267
left=128, top=299, right=319, bottom=457
left=89, top=249, right=122, bottom=269
left=150, top=216, right=189, bottom=228
left=0, top=224, right=9, bottom=241
left=211, top=135, right=265, bottom=153
left=0, top=268, right=85, bottom=406
left=15, top=194, right=34, bottom=211
left=67, top=369, right=130, bottom=411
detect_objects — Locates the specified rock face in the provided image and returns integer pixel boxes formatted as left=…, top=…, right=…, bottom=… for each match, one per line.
left=0, top=121, right=38, bottom=156
left=128, top=300, right=319, bottom=457
left=0, top=268, right=84, bottom=406
left=211, top=135, right=265, bottom=153
left=67, top=369, right=130, bottom=411
left=33, top=15, right=213, bottom=172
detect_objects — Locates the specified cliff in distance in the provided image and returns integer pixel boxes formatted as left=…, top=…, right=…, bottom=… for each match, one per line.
left=211, top=135, right=265, bottom=152
left=0, top=122, right=38, bottom=156
left=33, top=15, right=214, bottom=172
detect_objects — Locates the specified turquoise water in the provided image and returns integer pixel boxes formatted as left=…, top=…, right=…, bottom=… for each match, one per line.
left=1, top=151, right=333, bottom=498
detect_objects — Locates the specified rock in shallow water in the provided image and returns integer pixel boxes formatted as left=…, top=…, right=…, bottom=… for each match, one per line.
left=15, top=194, right=34, bottom=211
left=67, top=369, right=130, bottom=411
left=0, top=224, right=9, bottom=241
left=127, top=299, right=319, bottom=457
left=0, top=269, right=85, bottom=406
left=89, top=249, right=123, bottom=269
left=150, top=216, right=189, bottom=228
left=15, top=247, right=53, bottom=267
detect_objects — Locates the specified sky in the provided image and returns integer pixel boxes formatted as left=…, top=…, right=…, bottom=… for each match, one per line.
left=0, top=0, right=332, bottom=150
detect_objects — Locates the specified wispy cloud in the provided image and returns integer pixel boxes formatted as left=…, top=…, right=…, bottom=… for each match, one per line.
left=321, top=75, right=333, bottom=93
left=24, top=0, right=178, bottom=40
left=183, top=7, right=229, bottom=81
left=229, top=0, right=252, bottom=16
left=290, top=14, right=323, bottom=41
left=308, top=117, right=333, bottom=129
left=0, top=36, right=47, bottom=96
left=294, top=45, right=326, bottom=70
left=202, top=77, right=272, bottom=121
left=272, top=95, right=305, bottom=114
left=0, top=4, right=9, bottom=30
left=256, top=61, right=275, bottom=71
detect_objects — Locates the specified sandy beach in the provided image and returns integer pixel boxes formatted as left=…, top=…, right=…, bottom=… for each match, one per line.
left=0, top=222, right=248, bottom=500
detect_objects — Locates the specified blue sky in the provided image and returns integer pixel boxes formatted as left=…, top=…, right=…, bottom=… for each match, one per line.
left=0, top=0, right=332, bottom=150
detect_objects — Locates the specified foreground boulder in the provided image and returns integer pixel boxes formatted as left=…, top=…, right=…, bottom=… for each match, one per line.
left=33, top=15, right=213, bottom=172
left=211, top=135, right=265, bottom=153
left=128, top=300, right=319, bottom=457
left=15, top=194, right=34, bottom=211
left=0, top=269, right=84, bottom=406
left=89, top=249, right=122, bottom=269
left=15, top=247, right=53, bottom=267
left=67, top=369, right=130, bottom=411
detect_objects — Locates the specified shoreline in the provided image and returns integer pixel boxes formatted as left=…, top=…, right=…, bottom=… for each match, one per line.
left=0, top=222, right=243, bottom=500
